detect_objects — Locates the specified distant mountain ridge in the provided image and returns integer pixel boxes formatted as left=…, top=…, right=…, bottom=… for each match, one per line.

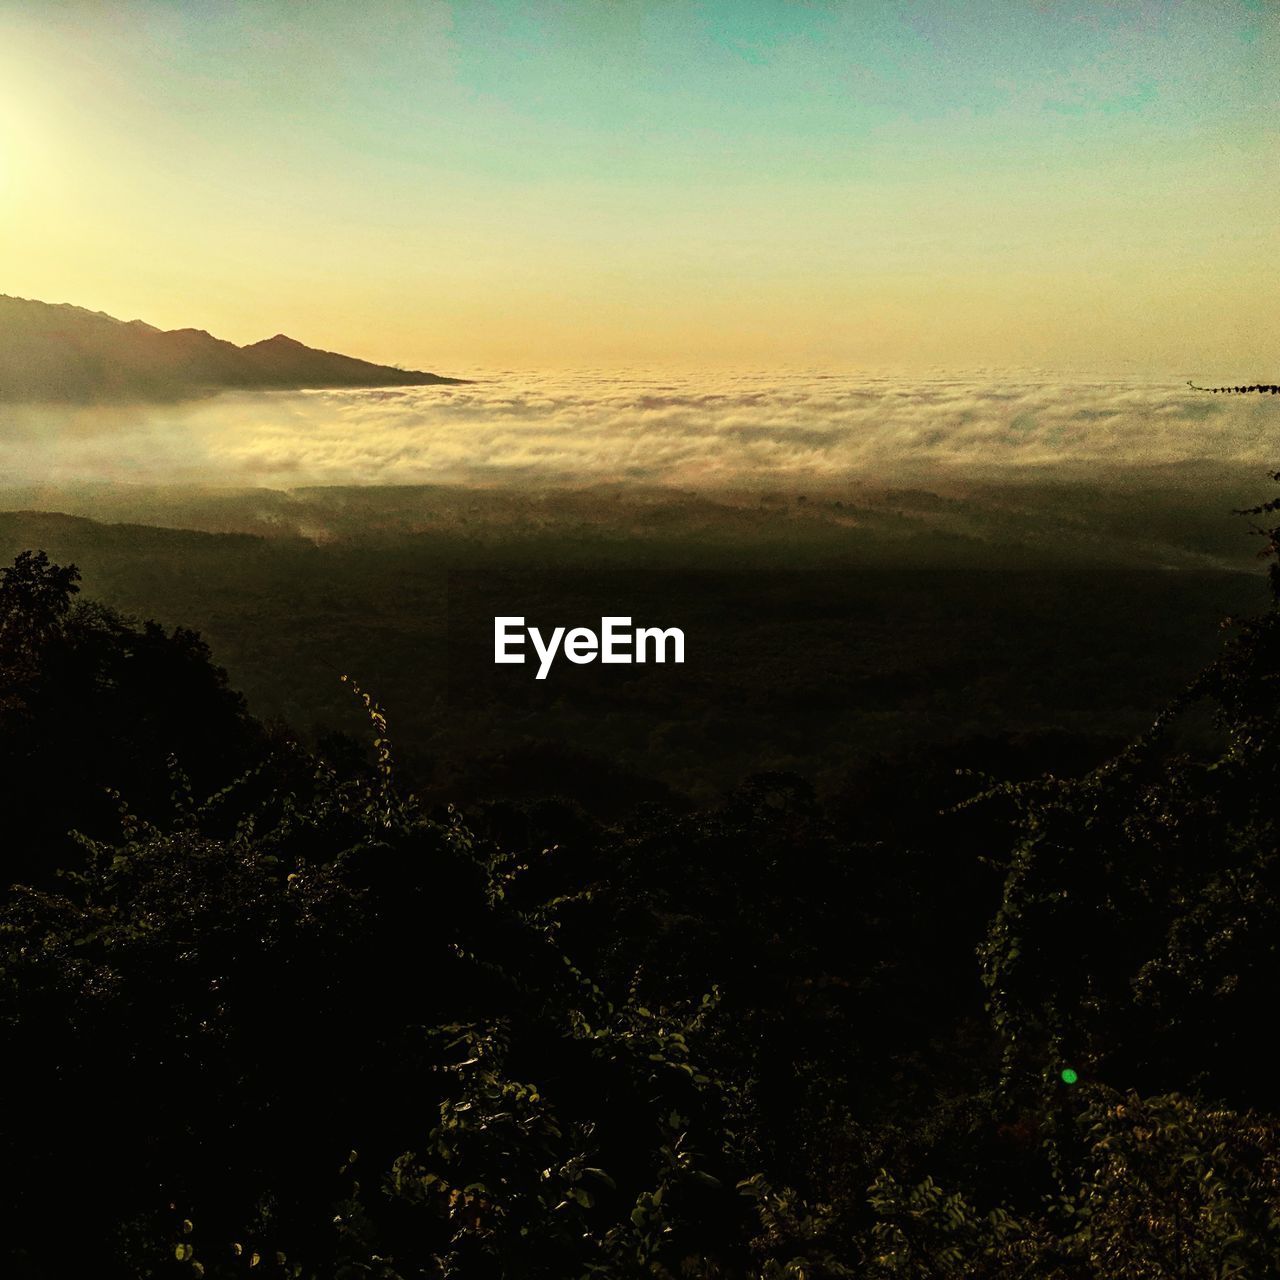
left=0, top=295, right=469, bottom=401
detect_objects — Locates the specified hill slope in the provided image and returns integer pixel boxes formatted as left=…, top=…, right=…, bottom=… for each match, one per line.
left=0, top=295, right=468, bottom=401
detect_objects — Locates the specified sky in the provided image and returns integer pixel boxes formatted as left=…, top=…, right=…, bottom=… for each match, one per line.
left=0, top=0, right=1275, bottom=372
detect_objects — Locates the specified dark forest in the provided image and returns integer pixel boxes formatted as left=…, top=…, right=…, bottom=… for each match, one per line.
left=1, top=469, right=1278, bottom=1278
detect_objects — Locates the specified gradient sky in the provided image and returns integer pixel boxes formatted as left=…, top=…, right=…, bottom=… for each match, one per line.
left=1, top=0, right=1275, bottom=372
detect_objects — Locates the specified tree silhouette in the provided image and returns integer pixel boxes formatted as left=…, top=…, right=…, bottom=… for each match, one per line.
left=2, top=471, right=1280, bottom=1276
left=1187, top=380, right=1279, bottom=394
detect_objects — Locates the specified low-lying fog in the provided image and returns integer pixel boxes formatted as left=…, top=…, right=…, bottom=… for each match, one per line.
left=1, top=371, right=1273, bottom=490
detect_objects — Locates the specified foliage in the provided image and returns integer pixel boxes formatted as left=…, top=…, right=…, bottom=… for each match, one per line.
left=1, top=467, right=1279, bottom=1277
left=0, top=549, right=269, bottom=882
left=980, top=492, right=1280, bottom=1110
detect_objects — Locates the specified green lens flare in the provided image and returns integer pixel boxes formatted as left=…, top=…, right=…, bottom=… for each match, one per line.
left=1061, top=1067, right=1078, bottom=1085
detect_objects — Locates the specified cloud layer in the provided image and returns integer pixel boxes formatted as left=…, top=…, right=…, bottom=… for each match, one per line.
left=2, top=371, right=1274, bottom=490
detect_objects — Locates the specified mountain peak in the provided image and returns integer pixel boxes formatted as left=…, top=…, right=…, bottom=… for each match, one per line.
left=246, top=333, right=307, bottom=350
left=0, top=295, right=469, bottom=401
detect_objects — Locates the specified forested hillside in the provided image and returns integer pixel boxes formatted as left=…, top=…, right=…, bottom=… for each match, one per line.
left=0, top=468, right=1267, bottom=811
left=0, top=474, right=1278, bottom=1278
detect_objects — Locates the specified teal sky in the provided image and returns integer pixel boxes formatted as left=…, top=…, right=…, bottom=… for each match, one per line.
left=1, top=0, right=1275, bottom=369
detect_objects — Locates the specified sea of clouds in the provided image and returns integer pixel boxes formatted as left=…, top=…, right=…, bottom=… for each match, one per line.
left=1, top=371, right=1273, bottom=490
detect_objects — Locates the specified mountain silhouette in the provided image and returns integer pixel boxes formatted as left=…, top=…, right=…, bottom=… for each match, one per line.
left=0, top=295, right=469, bottom=401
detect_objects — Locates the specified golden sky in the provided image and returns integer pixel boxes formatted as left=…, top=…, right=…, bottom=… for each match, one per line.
left=1, top=1, right=1276, bottom=373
